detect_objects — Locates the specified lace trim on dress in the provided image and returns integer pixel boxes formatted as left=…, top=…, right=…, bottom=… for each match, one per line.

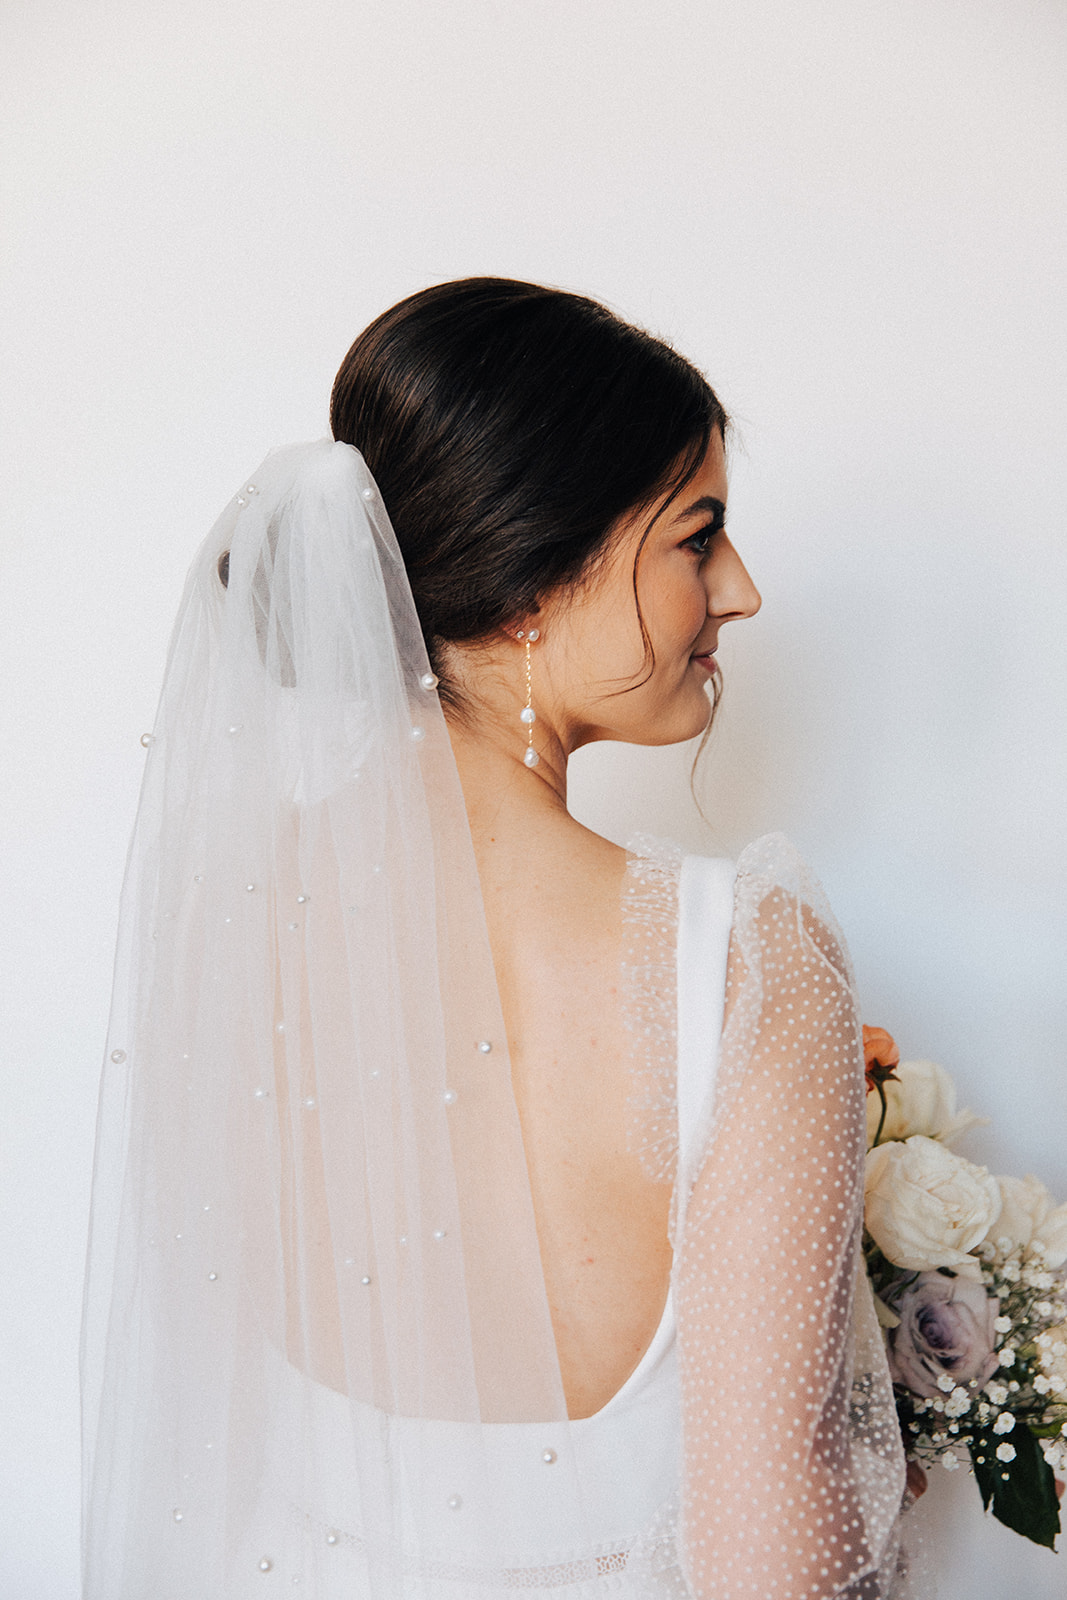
left=286, top=1499, right=685, bottom=1596
left=621, top=835, right=684, bottom=1185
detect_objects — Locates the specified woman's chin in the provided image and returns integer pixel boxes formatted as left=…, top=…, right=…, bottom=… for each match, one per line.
left=673, top=689, right=716, bottom=744
left=578, top=687, right=714, bottom=750
left=637, top=700, right=714, bottom=749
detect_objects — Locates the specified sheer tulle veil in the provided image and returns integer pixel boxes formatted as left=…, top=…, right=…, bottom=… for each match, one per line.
left=83, top=440, right=910, bottom=1598
left=82, top=441, right=585, bottom=1595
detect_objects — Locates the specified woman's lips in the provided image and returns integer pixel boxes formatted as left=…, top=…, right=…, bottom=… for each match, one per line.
left=691, top=651, right=718, bottom=676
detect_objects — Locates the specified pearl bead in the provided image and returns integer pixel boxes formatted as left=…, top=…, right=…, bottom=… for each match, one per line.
left=194, top=874, right=204, bottom=882
left=296, top=894, right=309, bottom=904
left=253, top=1087, right=269, bottom=1099
left=140, top=732, right=156, bottom=747
left=275, top=1023, right=285, bottom=1033
left=259, top=1558, right=273, bottom=1572
left=523, top=748, right=540, bottom=768
left=361, top=487, right=375, bottom=501
left=288, top=922, right=299, bottom=931
left=246, top=484, right=257, bottom=494
left=245, top=883, right=256, bottom=892
left=447, top=1495, right=462, bottom=1510
left=326, top=1531, right=339, bottom=1546
left=236, top=495, right=247, bottom=507
left=433, top=1229, right=447, bottom=1241
left=110, top=1049, right=127, bottom=1064
left=173, top=1509, right=184, bottom=1522
left=476, top=1040, right=492, bottom=1054
left=542, top=1448, right=557, bottom=1464
left=420, top=671, right=439, bottom=690
left=360, top=1275, right=372, bottom=1286
left=304, top=1097, right=317, bottom=1110
left=527, top=628, right=540, bottom=641
left=228, top=725, right=242, bottom=736
left=443, top=1089, right=457, bottom=1105
left=411, top=726, right=425, bottom=741
left=208, top=1272, right=218, bottom=1281
left=520, top=707, right=536, bottom=725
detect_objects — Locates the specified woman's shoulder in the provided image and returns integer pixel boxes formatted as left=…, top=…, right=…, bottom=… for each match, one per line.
left=626, top=828, right=814, bottom=877
left=623, top=834, right=735, bottom=921
left=624, top=832, right=851, bottom=982
left=625, top=831, right=834, bottom=914
left=676, top=831, right=856, bottom=994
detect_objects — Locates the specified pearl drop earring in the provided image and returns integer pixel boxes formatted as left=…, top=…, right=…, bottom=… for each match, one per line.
left=515, top=627, right=540, bottom=768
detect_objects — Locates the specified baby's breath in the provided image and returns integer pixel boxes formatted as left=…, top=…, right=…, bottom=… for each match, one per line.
left=870, top=1238, right=1067, bottom=1480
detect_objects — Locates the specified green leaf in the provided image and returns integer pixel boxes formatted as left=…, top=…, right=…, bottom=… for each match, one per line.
left=968, top=1424, right=1061, bottom=1550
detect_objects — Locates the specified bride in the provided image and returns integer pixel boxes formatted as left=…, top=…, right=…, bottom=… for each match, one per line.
left=82, top=278, right=910, bottom=1597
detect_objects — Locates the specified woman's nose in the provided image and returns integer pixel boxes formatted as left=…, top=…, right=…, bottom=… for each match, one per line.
left=710, top=538, right=761, bottom=621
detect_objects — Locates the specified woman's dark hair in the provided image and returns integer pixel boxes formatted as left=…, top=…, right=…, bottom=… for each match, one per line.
left=329, top=277, right=726, bottom=698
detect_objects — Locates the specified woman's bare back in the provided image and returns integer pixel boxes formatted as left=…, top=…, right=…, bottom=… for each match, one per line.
left=473, top=811, right=674, bottom=1419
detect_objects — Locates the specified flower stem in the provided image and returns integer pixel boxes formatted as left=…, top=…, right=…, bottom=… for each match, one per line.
left=873, top=1082, right=889, bottom=1148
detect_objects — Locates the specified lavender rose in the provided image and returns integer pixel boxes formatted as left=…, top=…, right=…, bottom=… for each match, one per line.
left=888, top=1271, right=1000, bottom=1398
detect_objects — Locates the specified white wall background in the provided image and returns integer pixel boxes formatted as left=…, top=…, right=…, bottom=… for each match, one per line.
left=2, top=1, right=1065, bottom=1595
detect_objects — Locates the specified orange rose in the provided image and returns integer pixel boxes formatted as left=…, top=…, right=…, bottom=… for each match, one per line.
left=863, top=1025, right=900, bottom=1095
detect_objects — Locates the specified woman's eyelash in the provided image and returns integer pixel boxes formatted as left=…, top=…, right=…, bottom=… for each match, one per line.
left=683, top=520, right=723, bottom=555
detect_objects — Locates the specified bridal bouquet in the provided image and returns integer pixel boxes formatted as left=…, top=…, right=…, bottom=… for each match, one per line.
left=861, top=1027, right=1067, bottom=1549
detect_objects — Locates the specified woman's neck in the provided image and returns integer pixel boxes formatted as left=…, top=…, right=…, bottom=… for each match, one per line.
left=445, top=705, right=573, bottom=850
left=444, top=705, right=627, bottom=936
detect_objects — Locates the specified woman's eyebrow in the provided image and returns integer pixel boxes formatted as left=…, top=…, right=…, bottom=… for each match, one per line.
left=673, top=494, right=726, bottom=523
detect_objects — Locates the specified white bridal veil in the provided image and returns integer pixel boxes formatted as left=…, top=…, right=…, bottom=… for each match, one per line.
left=83, top=441, right=908, bottom=1598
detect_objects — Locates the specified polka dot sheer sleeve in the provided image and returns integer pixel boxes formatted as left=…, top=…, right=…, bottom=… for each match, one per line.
left=673, top=835, right=909, bottom=1599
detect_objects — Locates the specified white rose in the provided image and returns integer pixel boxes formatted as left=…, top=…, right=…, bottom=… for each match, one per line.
left=866, top=1058, right=986, bottom=1148
left=865, top=1135, right=1001, bottom=1276
left=984, top=1174, right=1067, bottom=1268
left=1036, top=1203, right=1067, bottom=1270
